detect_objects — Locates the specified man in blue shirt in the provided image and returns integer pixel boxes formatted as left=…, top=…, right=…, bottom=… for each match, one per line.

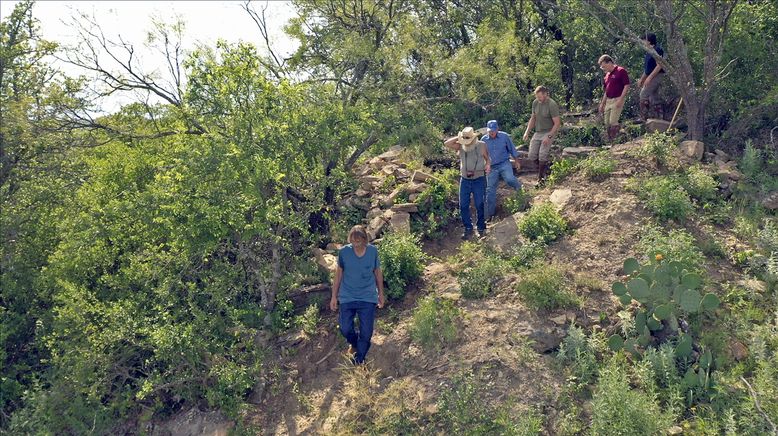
left=330, top=225, right=385, bottom=365
left=638, top=33, right=665, bottom=121
left=481, top=119, right=522, bottom=221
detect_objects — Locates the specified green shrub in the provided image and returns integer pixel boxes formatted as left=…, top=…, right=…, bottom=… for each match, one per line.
left=507, top=240, right=546, bottom=269
left=413, top=168, right=459, bottom=238
left=518, top=202, right=568, bottom=244
left=379, top=231, right=427, bottom=299
left=409, top=296, right=460, bottom=350
left=295, top=304, right=321, bottom=336
left=515, top=263, right=579, bottom=310
left=637, top=225, right=705, bottom=273
left=681, top=165, right=718, bottom=202
left=557, top=326, right=599, bottom=386
left=546, top=158, right=580, bottom=187
left=458, top=259, right=504, bottom=299
left=578, top=150, right=615, bottom=180
left=636, top=131, right=678, bottom=168
left=590, top=357, right=672, bottom=436
left=558, top=123, right=604, bottom=149
left=629, top=175, right=693, bottom=222
left=437, top=370, right=543, bottom=435
left=504, top=188, right=533, bottom=214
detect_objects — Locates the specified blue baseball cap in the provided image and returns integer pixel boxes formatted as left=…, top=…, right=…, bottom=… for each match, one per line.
left=486, top=120, right=499, bottom=132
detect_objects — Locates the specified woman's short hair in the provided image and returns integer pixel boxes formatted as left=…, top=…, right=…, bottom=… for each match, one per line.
left=348, top=225, right=368, bottom=243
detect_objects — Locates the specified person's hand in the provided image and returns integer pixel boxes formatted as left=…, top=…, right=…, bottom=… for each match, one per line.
left=330, top=297, right=338, bottom=312
left=485, top=163, right=491, bottom=174
left=598, top=104, right=605, bottom=114
left=637, top=78, right=645, bottom=88
left=542, top=135, right=552, bottom=147
left=377, top=293, right=386, bottom=309
left=522, top=131, right=529, bottom=142
left=616, top=99, right=624, bottom=109
left=643, top=77, right=652, bottom=88
left=512, top=159, right=521, bottom=170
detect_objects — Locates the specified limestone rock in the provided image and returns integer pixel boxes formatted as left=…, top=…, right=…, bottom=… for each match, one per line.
left=367, top=214, right=389, bottom=240
left=412, top=170, right=434, bottom=183
left=355, top=188, right=371, bottom=197
left=550, top=315, right=567, bottom=326
left=391, top=203, right=419, bottom=213
left=408, top=193, right=420, bottom=202
left=359, top=175, right=381, bottom=190
left=715, top=160, right=743, bottom=181
left=388, top=211, right=411, bottom=233
left=645, top=118, right=671, bottom=133
left=406, top=182, right=428, bottom=194
left=394, top=167, right=411, bottom=179
left=351, top=197, right=370, bottom=211
left=714, top=149, right=730, bottom=161
left=515, top=322, right=564, bottom=353
left=312, top=247, right=338, bottom=275
left=382, top=164, right=398, bottom=176
left=562, top=146, right=598, bottom=157
left=549, top=189, right=573, bottom=211
left=762, top=191, right=778, bottom=210
left=367, top=207, right=383, bottom=221
left=484, top=212, right=523, bottom=254
left=668, top=425, right=683, bottom=435
left=679, top=140, right=704, bottom=161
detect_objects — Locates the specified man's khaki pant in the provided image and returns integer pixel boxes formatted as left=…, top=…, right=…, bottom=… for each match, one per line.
left=529, top=132, right=552, bottom=161
left=604, top=98, right=623, bottom=126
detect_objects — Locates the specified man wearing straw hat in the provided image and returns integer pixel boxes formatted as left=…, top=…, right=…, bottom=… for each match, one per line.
left=444, top=126, right=491, bottom=240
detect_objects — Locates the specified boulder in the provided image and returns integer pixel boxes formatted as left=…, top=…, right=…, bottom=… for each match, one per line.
left=406, top=182, right=429, bottom=194
left=562, top=146, right=598, bottom=157
left=391, top=203, right=419, bottom=213
left=679, top=140, right=704, bottom=161
left=408, top=193, right=419, bottom=202
left=715, top=160, right=743, bottom=181
left=729, top=340, right=749, bottom=362
left=382, top=164, right=398, bottom=176
left=393, top=167, right=411, bottom=179
left=367, top=207, right=383, bottom=221
left=312, top=247, right=338, bottom=275
left=367, top=214, right=389, bottom=240
left=515, top=322, right=565, bottom=353
left=359, top=175, right=381, bottom=190
left=351, top=197, right=371, bottom=211
left=762, top=191, right=778, bottom=210
left=549, top=189, right=573, bottom=211
left=355, top=188, right=371, bottom=198
left=645, top=118, right=671, bottom=133
left=714, top=149, right=731, bottom=161
left=484, top=212, right=524, bottom=254
left=412, top=170, right=434, bottom=183
left=387, top=211, right=411, bottom=233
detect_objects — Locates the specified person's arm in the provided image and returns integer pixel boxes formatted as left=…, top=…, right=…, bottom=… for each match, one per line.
left=542, top=116, right=562, bottom=146
left=598, top=93, right=607, bottom=114
left=481, top=143, right=491, bottom=174
left=644, top=64, right=662, bottom=86
left=523, top=114, right=536, bottom=141
left=374, top=267, right=385, bottom=308
left=616, top=82, right=630, bottom=108
left=444, top=136, right=461, bottom=152
left=330, top=266, right=343, bottom=311
left=637, top=72, right=647, bottom=87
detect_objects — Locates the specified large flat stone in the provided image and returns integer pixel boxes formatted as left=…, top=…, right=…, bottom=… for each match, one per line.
left=549, top=189, right=573, bottom=211
left=645, top=118, right=671, bottom=133
left=562, top=146, right=598, bottom=157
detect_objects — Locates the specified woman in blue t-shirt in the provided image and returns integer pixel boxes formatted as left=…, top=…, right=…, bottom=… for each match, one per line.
left=329, top=225, right=385, bottom=364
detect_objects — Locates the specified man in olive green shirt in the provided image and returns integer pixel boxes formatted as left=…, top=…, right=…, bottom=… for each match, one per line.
left=522, top=86, right=561, bottom=185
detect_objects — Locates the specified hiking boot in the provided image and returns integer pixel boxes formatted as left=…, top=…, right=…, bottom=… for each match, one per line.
left=476, top=229, right=486, bottom=238
left=461, top=229, right=473, bottom=240
left=538, top=160, right=550, bottom=185
left=639, top=99, right=650, bottom=122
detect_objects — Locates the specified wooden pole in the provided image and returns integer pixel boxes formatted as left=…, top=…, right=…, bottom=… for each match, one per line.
left=668, top=97, right=684, bottom=130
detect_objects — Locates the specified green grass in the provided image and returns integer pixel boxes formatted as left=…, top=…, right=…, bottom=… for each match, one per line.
left=515, top=263, right=580, bottom=310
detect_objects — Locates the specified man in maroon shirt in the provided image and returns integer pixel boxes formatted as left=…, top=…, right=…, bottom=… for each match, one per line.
left=597, top=54, right=630, bottom=141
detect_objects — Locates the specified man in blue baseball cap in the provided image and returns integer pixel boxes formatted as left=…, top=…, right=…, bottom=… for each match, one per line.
left=481, top=119, right=522, bottom=221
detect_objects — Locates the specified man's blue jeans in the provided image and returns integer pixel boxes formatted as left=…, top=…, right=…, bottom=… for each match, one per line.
left=486, top=160, right=522, bottom=219
left=460, top=176, right=486, bottom=232
left=338, top=301, right=376, bottom=364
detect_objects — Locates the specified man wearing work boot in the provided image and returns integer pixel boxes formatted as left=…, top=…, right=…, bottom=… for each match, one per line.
left=481, top=119, right=522, bottom=222
left=597, top=54, right=630, bottom=142
left=637, top=33, right=665, bottom=121
left=444, top=126, right=491, bottom=239
left=523, top=86, right=561, bottom=187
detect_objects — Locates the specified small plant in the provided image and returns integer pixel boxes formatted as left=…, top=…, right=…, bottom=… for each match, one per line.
left=507, top=240, right=546, bottom=269
left=578, top=150, right=615, bottom=181
left=628, top=175, right=693, bottom=222
left=409, top=296, right=461, bottom=350
left=413, top=168, right=459, bottom=238
left=296, top=304, right=321, bottom=336
left=518, top=202, right=568, bottom=244
left=635, top=131, right=679, bottom=168
left=546, top=158, right=579, bottom=187
left=515, top=263, right=580, bottom=310
left=574, top=272, right=605, bottom=292
left=504, top=188, right=533, bottom=213
left=558, top=123, right=604, bottom=149
left=558, top=326, right=599, bottom=386
left=378, top=231, right=427, bottom=299
left=637, top=225, right=705, bottom=273
left=590, top=356, right=673, bottom=435
left=458, top=258, right=504, bottom=299
left=681, top=165, right=718, bottom=202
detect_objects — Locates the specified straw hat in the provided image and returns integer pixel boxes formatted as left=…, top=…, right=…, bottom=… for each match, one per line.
left=456, top=126, right=477, bottom=146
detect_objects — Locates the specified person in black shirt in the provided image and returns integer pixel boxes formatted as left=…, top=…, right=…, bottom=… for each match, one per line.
left=637, top=33, right=665, bottom=121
